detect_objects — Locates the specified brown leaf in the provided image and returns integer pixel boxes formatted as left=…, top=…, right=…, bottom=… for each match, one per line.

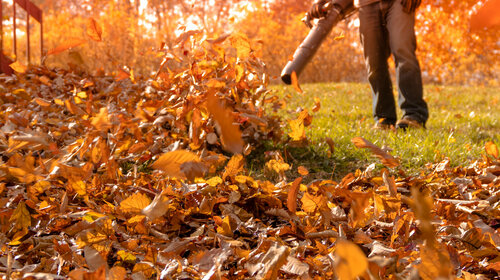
left=141, top=192, right=170, bottom=220
left=206, top=92, right=244, bottom=154
left=47, top=38, right=87, bottom=55
left=152, top=150, right=202, bottom=179
left=351, top=137, right=399, bottom=168
left=287, top=177, right=302, bottom=213
left=87, top=18, right=103, bottom=42
left=382, top=170, right=398, bottom=197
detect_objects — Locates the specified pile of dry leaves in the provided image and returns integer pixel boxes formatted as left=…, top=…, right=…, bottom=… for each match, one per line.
left=0, top=32, right=499, bottom=280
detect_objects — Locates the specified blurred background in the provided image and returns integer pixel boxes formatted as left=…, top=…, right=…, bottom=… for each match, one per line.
left=1, top=0, right=499, bottom=85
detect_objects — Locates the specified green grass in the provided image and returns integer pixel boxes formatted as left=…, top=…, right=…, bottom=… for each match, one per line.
left=250, top=83, right=500, bottom=181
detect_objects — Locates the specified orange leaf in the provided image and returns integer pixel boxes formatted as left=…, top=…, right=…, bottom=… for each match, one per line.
left=47, top=38, right=87, bottom=55
left=119, top=193, right=151, bottom=215
left=297, top=166, right=309, bottom=176
left=91, top=107, right=112, bottom=131
left=115, top=69, right=130, bottom=81
left=9, top=61, right=27, bottom=73
left=485, top=141, right=499, bottom=159
left=351, top=137, right=399, bottom=168
left=206, top=92, right=244, bottom=154
left=152, top=150, right=202, bottom=180
left=87, top=18, right=103, bottom=42
left=222, top=154, right=245, bottom=180
left=335, top=240, right=368, bottom=280
left=291, top=71, right=303, bottom=94
left=287, top=177, right=302, bottom=213
left=301, top=192, right=328, bottom=213
left=229, top=32, right=251, bottom=59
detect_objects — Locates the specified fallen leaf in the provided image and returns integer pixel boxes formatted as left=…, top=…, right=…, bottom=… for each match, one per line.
left=152, top=150, right=202, bottom=179
left=351, top=137, right=399, bottom=168
left=287, top=177, right=302, bottom=213
left=335, top=240, right=368, bottom=280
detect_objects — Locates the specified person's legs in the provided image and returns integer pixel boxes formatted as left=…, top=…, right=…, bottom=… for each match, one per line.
left=386, top=0, right=429, bottom=125
left=359, top=2, right=397, bottom=126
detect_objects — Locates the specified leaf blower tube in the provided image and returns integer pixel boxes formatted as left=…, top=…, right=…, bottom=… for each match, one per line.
left=281, top=0, right=355, bottom=85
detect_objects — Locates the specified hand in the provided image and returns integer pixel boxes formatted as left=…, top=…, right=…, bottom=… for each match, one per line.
left=309, top=0, right=328, bottom=19
left=401, top=0, right=421, bottom=13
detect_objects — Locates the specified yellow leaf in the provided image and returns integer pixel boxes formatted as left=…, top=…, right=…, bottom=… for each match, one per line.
left=119, top=193, right=151, bottom=215
left=301, top=192, right=327, bottom=213
left=206, top=79, right=226, bottom=89
left=117, top=250, right=137, bottom=263
left=206, top=92, right=244, bottom=154
left=288, top=118, right=305, bottom=141
left=152, top=150, right=202, bottom=179
left=265, top=159, right=290, bottom=175
left=9, top=201, right=31, bottom=231
left=47, top=38, right=87, bottom=55
left=216, top=216, right=233, bottom=236
left=485, top=141, right=499, bottom=159
left=70, top=180, right=87, bottom=196
left=9, top=61, right=27, bottom=73
left=335, top=240, right=368, bottom=280
left=230, top=32, right=251, bottom=59
left=222, top=154, right=245, bottom=180
left=87, top=18, right=103, bottom=42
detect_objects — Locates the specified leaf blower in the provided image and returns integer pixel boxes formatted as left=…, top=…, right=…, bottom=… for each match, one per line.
left=281, top=0, right=356, bottom=85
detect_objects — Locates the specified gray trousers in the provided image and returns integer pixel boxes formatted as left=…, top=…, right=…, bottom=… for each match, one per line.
left=359, top=0, right=428, bottom=125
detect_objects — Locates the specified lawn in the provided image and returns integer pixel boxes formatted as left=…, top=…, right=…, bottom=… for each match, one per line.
left=261, top=83, right=500, bottom=181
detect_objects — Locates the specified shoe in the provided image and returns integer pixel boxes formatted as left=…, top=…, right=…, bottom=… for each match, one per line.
left=396, top=116, right=425, bottom=130
left=373, top=119, right=395, bottom=130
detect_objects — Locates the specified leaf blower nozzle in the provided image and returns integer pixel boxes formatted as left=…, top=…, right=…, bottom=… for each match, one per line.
left=281, top=0, right=355, bottom=85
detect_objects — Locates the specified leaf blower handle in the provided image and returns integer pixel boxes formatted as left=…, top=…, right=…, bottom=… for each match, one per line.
left=281, top=0, right=355, bottom=85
